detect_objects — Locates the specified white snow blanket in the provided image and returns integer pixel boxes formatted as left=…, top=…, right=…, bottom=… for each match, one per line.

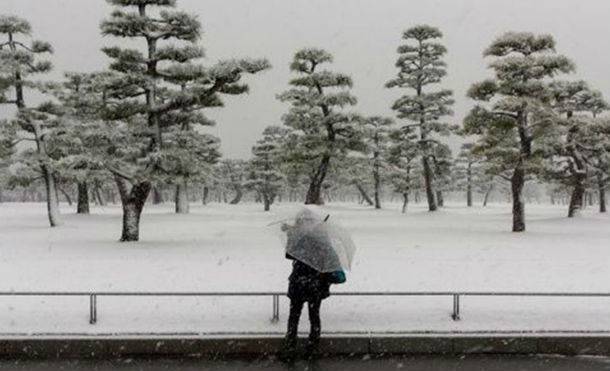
left=0, top=202, right=608, bottom=336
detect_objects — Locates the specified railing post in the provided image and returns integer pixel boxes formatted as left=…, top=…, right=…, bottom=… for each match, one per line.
left=271, top=294, right=280, bottom=323
left=89, top=294, right=97, bottom=324
left=452, top=294, right=460, bottom=321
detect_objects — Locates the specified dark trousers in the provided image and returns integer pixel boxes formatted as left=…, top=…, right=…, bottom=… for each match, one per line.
left=284, top=298, right=322, bottom=353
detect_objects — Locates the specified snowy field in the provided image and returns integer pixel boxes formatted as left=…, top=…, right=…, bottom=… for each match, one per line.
left=0, top=202, right=608, bottom=336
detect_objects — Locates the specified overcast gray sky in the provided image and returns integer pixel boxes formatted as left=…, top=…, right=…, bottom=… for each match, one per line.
left=2, top=0, right=609, bottom=158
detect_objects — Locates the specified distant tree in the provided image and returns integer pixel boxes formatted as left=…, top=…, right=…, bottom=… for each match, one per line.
left=245, top=126, right=287, bottom=211
left=546, top=81, right=609, bottom=217
left=339, top=156, right=374, bottom=206
left=386, top=25, right=455, bottom=212
left=454, top=143, right=482, bottom=207
left=278, top=48, right=361, bottom=205
left=430, top=142, right=453, bottom=207
left=216, top=159, right=247, bottom=205
left=0, top=124, right=15, bottom=202
left=100, top=0, right=269, bottom=240
left=41, top=72, right=117, bottom=214
left=464, top=32, right=574, bottom=231
left=362, top=116, right=394, bottom=209
left=0, top=15, right=58, bottom=225
left=166, top=128, right=220, bottom=213
left=387, top=127, right=420, bottom=213
left=588, top=117, right=610, bottom=213
left=161, top=64, right=221, bottom=214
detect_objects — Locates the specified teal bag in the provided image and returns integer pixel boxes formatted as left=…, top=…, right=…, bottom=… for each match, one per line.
left=330, top=270, right=346, bottom=284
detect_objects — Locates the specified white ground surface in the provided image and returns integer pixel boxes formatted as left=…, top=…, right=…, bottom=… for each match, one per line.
left=0, top=201, right=608, bottom=336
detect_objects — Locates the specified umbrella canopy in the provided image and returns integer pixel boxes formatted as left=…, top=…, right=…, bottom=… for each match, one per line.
left=282, top=206, right=356, bottom=272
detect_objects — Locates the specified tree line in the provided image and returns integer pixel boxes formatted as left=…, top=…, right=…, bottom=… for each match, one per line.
left=1, top=0, right=608, bottom=241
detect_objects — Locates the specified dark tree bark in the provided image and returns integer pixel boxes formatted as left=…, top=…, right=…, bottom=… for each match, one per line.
left=436, top=190, right=444, bottom=207
left=568, top=176, right=586, bottom=217
left=263, top=193, right=274, bottom=211
left=373, top=147, right=382, bottom=209
left=58, top=184, right=73, bottom=206
left=42, top=166, right=61, bottom=227
left=77, top=181, right=90, bottom=214
left=202, top=185, right=209, bottom=205
left=566, top=121, right=587, bottom=218
left=511, top=167, right=526, bottom=232
left=354, top=181, right=374, bottom=206
left=305, top=154, right=331, bottom=205
left=175, top=180, right=189, bottom=214
left=94, top=184, right=106, bottom=206
left=483, top=183, right=494, bottom=207
left=229, top=188, right=243, bottom=205
left=115, top=177, right=151, bottom=242
left=466, top=163, right=473, bottom=207
left=401, top=192, right=409, bottom=213
left=421, top=154, right=437, bottom=211
left=599, top=176, right=607, bottom=213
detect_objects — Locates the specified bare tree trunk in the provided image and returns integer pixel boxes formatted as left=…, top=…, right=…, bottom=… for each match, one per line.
left=58, top=184, right=73, bottom=206
left=42, top=166, right=61, bottom=227
left=115, top=177, right=151, bottom=242
left=77, top=181, right=90, bottom=214
left=466, top=164, right=472, bottom=207
left=305, top=154, right=331, bottom=205
left=373, top=150, right=382, bottom=209
left=94, top=184, right=106, bottom=206
left=354, top=181, right=374, bottom=206
left=263, top=193, right=272, bottom=211
left=202, top=185, right=209, bottom=205
left=175, top=180, right=189, bottom=214
left=401, top=192, right=409, bottom=213
left=599, top=176, right=607, bottom=213
left=422, top=155, right=437, bottom=211
left=511, top=167, right=525, bottom=232
left=436, top=190, right=444, bottom=207
left=568, top=175, right=586, bottom=217
left=483, top=183, right=493, bottom=207
left=229, top=188, right=242, bottom=205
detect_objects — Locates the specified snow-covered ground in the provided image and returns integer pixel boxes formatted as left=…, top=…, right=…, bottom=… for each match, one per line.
left=0, top=201, right=608, bottom=336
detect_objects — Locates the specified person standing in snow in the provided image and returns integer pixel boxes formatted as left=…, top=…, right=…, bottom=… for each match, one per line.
left=281, top=208, right=346, bottom=360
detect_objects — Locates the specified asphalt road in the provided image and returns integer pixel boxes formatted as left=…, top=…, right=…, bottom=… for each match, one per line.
left=0, top=355, right=609, bottom=371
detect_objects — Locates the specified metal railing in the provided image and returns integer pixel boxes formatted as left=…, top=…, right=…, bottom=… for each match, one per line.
left=0, top=291, right=608, bottom=325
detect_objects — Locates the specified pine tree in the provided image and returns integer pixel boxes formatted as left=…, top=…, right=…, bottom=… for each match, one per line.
left=588, top=117, right=610, bottom=213
left=546, top=81, right=609, bottom=217
left=0, top=120, right=16, bottom=202
left=161, top=64, right=221, bottom=214
left=387, top=127, right=420, bottom=213
left=278, top=48, right=361, bottom=205
left=465, top=32, right=574, bottom=231
left=0, top=15, right=59, bottom=226
left=454, top=143, right=482, bottom=207
left=245, top=126, right=287, bottom=211
left=362, top=116, right=394, bottom=209
left=216, top=159, right=247, bottom=205
left=337, top=156, right=374, bottom=206
left=386, top=25, right=455, bottom=212
left=100, top=0, right=269, bottom=241
left=430, top=142, right=453, bottom=207
left=42, top=72, right=118, bottom=214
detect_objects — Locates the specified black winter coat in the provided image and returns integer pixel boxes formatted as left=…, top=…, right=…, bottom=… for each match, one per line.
left=286, top=255, right=333, bottom=302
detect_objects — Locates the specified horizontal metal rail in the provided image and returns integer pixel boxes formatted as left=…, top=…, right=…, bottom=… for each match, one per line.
left=0, top=291, right=608, bottom=325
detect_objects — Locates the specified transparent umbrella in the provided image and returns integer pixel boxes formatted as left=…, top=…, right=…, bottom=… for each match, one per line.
left=274, top=205, right=356, bottom=273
